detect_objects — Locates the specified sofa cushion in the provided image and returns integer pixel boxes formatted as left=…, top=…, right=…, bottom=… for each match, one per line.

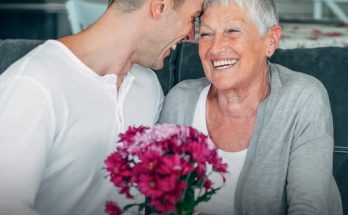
left=154, top=54, right=176, bottom=95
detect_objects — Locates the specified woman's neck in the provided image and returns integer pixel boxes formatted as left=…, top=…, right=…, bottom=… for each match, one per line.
left=209, top=70, right=270, bottom=119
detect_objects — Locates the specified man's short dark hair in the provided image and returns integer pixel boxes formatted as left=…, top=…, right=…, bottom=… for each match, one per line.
left=108, top=0, right=185, bottom=11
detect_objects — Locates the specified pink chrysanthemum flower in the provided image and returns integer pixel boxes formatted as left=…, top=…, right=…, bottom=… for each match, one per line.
left=104, top=124, right=228, bottom=215
left=105, top=201, right=122, bottom=215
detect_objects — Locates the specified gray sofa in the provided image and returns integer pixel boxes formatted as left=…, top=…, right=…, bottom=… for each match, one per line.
left=1, top=39, right=348, bottom=214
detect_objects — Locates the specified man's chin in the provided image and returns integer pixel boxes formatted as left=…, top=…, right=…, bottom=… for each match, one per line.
left=151, top=62, right=164, bottom=70
left=151, top=50, right=173, bottom=70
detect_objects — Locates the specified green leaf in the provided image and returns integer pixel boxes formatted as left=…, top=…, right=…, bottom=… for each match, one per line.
left=176, top=188, right=196, bottom=215
left=195, top=187, right=221, bottom=206
left=123, top=203, right=142, bottom=213
left=137, top=202, right=146, bottom=212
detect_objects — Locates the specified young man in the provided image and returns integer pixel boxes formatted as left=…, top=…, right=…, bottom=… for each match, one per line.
left=0, top=0, right=203, bottom=214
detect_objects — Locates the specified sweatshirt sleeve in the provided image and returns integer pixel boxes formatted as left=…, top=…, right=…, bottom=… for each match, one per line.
left=0, top=77, right=56, bottom=215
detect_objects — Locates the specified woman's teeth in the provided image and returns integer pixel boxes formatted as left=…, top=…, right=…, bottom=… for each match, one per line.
left=213, top=59, right=238, bottom=68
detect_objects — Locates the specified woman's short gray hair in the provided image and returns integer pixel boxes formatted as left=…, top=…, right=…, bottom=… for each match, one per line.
left=203, top=0, right=279, bottom=35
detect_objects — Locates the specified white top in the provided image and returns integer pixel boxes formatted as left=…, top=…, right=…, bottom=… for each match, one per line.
left=0, top=40, right=164, bottom=215
left=192, top=85, right=247, bottom=215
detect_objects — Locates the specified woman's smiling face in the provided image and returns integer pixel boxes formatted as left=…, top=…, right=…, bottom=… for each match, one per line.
left=198, top=3, right=273, bottom=91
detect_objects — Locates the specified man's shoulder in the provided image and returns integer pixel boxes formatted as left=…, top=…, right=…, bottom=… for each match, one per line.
left=4, top=40, right=72, bottom=73
left=129, top=64, right=157, bottom=81
left=129, top=64, right=164, bottom=97
left=0, top=40, right=80, bottom=91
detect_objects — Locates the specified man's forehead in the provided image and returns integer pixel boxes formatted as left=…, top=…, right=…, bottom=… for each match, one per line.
left=188, top=0, right=204, bottom=15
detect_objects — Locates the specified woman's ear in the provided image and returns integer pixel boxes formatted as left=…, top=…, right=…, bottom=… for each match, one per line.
left=265, top=25, right=282, bottom=57
left=150, top=0, right=172, bottom=19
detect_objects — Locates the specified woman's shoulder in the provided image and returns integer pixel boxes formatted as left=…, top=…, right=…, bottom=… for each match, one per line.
left=172, top=77, right=210, bottom=91
left=167, top=77, right=210, bottom=99
left=159, top=77, right=209, bottom=125
left=270, top=63, right=328, bottom=96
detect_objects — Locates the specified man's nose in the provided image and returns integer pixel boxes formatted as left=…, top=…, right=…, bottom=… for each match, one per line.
left=184, top=25, right=195, bottom=41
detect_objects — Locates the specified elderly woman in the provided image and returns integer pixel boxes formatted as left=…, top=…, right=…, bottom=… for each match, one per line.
left=159, top=0, right=343, bottom=214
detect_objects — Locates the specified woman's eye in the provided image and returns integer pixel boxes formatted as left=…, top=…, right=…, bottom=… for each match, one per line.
left=200, top=32, right=211, bottom=37
left=226, top=29, right=240, bottom=33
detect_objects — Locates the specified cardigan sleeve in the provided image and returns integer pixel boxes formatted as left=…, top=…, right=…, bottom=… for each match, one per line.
left=286, top=81, right=342, bottom=215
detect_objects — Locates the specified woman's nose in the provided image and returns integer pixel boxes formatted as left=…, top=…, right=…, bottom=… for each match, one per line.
left=209, top=34, right=227, bottom=55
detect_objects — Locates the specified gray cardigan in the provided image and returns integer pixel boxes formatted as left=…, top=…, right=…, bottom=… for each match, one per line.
left=159, top=63, right=342, bottom=215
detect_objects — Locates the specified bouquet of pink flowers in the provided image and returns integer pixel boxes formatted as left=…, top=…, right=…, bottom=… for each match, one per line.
left=104, top=124, right=228, bottom=215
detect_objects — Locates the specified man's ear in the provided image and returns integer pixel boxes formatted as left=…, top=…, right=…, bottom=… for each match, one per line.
left=150, top=0, right=172, bottom=19
left=265, top=25, right=282, bottom=57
